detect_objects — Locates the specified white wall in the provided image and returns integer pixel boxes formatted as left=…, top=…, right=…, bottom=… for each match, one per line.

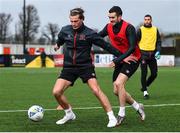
left=0, top=44, right=63, bottom=55
left=94, top=54, right=175, bottom=67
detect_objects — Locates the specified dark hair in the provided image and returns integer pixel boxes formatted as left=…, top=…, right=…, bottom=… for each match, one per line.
left=70, top=8, right=85, bottom=20
left=144, top=14, right=152, bottom=19
left=109, top=6, right=123, bottom=16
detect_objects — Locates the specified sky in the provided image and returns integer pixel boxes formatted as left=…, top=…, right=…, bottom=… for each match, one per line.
left=0, top=0, right=180, bottom=35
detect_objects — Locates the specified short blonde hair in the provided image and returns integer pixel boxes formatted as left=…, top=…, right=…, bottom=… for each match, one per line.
left=70, top=8, right=85, bottom=20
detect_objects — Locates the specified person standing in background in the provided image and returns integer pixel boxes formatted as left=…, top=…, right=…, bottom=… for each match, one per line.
left=40, top=50, right=46, bottom=67
left=137, top=14, right=161, bottom=99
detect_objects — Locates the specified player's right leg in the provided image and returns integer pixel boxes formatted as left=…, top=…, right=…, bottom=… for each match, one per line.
left=140, top=60, right=149, bottom=99
left=113, top=73, right=128, bottom=126
left=52, top=78, right=76, bottom=125
left=56, top=104, right=72, bottom=110
left=52, top=78, right=71, bottom=109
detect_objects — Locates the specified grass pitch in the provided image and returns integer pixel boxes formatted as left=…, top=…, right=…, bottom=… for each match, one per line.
left=0, top=67, right=180, bottom=132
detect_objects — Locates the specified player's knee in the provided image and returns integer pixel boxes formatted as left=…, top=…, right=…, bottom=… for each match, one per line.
left=113, top=85, right=118, bottom=96
left=92, top=87, right=101, bottom=96
left=152, top=72, right=157, bottom=79
left=114, top=81, right=123, bottom=90
left=52, top=88, right=63, bottom=97
left=113, top=89, right=118, bottom=96
left=52, top=89, right=58, bottom=96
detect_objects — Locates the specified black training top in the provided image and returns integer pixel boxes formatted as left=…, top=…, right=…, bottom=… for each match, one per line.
left=56, top=23, right=122, bottom=68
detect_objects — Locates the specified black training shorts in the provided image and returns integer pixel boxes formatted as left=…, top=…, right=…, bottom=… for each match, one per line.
left=58, top=67, right=96, bottom=86
left=113, top=61, right=139, bottom=82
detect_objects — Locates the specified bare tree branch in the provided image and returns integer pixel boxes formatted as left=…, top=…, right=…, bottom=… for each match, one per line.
left=42, top=23, right=60, bottom=44
left=15, top=4, right=40, bottom=43
left=0, top=13, right=12, bottom=42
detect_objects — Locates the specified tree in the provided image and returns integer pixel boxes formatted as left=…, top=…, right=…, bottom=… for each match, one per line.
left=0, top=13, right=12, bottom=42
left=42, top=23, right=60, bottom=44
left=16, top=5, right=40, bottom=43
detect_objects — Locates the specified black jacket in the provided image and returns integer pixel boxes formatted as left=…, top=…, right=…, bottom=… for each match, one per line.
left=56, top=23, right=122, bottom=68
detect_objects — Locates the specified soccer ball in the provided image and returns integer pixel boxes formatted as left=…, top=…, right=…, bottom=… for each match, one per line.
left=28, top=105, right=44, bottom=122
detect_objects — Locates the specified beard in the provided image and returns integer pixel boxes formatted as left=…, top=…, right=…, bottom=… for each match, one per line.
left=144, top=23, right=152, bottom=28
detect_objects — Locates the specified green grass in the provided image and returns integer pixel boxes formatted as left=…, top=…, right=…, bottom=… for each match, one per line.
left=0, top=67, right=180, bottom=132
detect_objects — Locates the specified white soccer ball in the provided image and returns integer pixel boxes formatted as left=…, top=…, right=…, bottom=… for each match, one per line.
left=28, top=105, right=44, bottom=122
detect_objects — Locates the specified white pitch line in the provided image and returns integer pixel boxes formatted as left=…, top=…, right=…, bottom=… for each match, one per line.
left=0, top=103, right=180, bottom=113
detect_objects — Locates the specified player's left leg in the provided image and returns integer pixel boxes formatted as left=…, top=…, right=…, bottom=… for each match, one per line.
left=87, top=78, right=117, bottom=128
left=147, top=58, right=158, bottom=87
left=126, top=92, right=145, bottom=121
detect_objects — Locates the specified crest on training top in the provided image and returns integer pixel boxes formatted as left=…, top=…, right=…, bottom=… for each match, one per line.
left=79, top=34, right=86, bottom=40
